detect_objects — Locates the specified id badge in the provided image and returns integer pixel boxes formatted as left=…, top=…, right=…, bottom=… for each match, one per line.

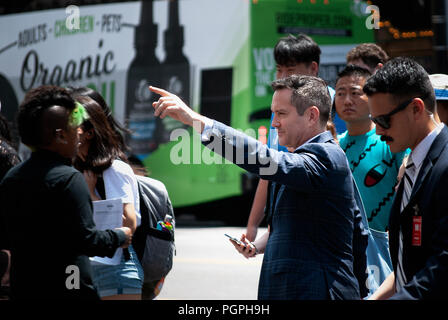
left=412, top=216, right=422, bottom=246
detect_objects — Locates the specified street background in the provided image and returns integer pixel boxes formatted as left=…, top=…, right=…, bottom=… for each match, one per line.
left=157, top=223, right=267, bottom=300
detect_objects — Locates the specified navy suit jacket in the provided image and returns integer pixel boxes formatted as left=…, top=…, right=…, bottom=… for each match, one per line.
left=389, top=125, right=448, bottom=300
left=203, top=121, right=368, bottom=300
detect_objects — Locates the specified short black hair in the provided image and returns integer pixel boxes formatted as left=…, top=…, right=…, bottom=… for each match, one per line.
left=274, top=34, right=321, bottom=67
left=337, top=64, right=372, bottom=82
left=0, top=113, right=13, bottom=143
left=17, top=85, right=76, bottom=147
left=271, top=75, right=331, bottom=126
left=363, top=57, right=436, bottom=112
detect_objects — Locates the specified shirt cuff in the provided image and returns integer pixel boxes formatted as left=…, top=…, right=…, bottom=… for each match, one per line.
left=114, top=228, right=127, bottom=246
left=201, top=119, right=214, bottom=142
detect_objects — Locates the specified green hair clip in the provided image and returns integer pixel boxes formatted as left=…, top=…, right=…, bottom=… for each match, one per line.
left=69, top=101, right=89, bottom=127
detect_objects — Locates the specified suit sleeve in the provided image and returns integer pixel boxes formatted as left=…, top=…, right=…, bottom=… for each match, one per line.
left=351, top=180, right=369, bottom=298
left=0, top=183, right=9, bottom=250
left=62, top=172, right=126, bottom=257
left=202, top=120, right=333, bottom=192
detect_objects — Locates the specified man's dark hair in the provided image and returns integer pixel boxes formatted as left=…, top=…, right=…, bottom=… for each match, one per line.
left=337, top=64, right=372, bottom=82
left=271, top=75, right=331, bottom=126
left=363, top=57, right=436, bottom=112
left=17, top=85, right=76, bottom=147
left=346, top=43, right=389, bottom=70
left=274, top=34, right=321, bottom=66
left=0, top=113, right=13, bottom=144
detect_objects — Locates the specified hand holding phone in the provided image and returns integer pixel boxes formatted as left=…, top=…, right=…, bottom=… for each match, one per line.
left=225, top=233, right=258, bottom=259
left=224, top=233, right=244, bottom=246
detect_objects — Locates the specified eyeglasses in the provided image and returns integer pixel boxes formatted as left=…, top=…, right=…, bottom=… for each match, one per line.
left=369, top=97, right=415, bottom=129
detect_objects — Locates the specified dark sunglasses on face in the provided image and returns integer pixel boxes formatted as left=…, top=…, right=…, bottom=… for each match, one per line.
left=369, top=97, right=415, bottom=129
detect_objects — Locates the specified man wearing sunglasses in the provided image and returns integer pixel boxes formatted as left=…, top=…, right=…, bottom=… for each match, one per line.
left=335, top=65, right=409, bottom=297
left=364, top=57, right=448, bottom=300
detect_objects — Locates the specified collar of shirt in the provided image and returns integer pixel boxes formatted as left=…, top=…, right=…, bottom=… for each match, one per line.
left=291, top=130, right=331, bottom=153
left=409, top=122, right=444, bottom=175
left=200, top=118, right=216, bottom=142
left=301, top=131, right=325, bottom=146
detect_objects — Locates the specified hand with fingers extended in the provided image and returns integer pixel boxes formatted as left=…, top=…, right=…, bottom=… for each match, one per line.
left=230, top=234, right=258, bottom=259
left=149, top=86, right=211, bottom=133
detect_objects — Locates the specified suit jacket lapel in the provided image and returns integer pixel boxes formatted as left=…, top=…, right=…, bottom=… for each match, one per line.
left=409, top=126, right=448, bottom=200
left=409, top=158, right=433, bottom=200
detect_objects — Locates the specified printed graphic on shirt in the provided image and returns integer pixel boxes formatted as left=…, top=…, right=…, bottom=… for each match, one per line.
left=339, top=129, right=406, bottom=231
left=364, top=163, right=387, bottom=187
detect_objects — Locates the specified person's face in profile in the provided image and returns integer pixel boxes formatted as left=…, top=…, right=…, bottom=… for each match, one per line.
left=368, top=93, right=416, bottom=153
left=271, top=88, right=309, bottom=150
left=77, top=122, right=94, bottom=161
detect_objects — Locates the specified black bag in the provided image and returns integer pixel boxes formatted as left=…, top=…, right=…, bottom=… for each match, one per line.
left=132, top=175, right=175, bottom=290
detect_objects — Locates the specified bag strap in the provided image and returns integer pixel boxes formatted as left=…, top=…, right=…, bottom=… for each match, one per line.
left=138, top=181, right=151, bottom=232
left=96, top=175, right=106, bottom=200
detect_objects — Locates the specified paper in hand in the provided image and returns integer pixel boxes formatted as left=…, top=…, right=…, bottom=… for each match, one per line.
left=90, top=198, right=123, bottom=265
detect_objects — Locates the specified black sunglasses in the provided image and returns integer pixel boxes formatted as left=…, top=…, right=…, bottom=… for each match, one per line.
left=369, top=97, right=415, bottom=129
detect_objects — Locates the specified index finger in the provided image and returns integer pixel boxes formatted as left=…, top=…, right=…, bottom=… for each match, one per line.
left=149, top=86, right=172, bottom=97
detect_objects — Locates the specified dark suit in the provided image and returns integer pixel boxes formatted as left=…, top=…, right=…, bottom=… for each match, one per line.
left=389, top=125, right=448, bottom=299
left=203, top=121, right=368, bottom=300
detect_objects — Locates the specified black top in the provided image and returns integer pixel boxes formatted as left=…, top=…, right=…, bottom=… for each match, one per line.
left=0, top=150, right=126, bottom=299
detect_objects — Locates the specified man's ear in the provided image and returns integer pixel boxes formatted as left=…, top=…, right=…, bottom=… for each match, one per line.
left=374, top=63, right=384, bottom=73
left=412, top=98, right=426, bottom=117
left=308, top=106, right=321, bottom=125
left=409, top=97, right=433, bottom=124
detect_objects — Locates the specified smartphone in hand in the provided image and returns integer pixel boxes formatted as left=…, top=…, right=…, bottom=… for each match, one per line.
left=224, top=233, right=245, bottom=246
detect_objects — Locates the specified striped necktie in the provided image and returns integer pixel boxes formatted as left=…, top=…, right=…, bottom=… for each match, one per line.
left=400, top=157, right=416, bottom=212
left=397, top=156, right=416, bottom=290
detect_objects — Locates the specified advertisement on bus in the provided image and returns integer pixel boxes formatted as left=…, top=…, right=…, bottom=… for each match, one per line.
left=0, top=0, right=374, bottom=221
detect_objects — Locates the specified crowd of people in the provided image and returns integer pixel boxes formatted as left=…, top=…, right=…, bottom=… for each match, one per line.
left=1, top=33, right=448, bottom=300
left=149, top=35, right=448, bottom=300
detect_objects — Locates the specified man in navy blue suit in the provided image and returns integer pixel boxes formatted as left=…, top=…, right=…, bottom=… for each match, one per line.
left=149, top=75, right=368, bottom=300
left=365, top=57, right=448, bottom=299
